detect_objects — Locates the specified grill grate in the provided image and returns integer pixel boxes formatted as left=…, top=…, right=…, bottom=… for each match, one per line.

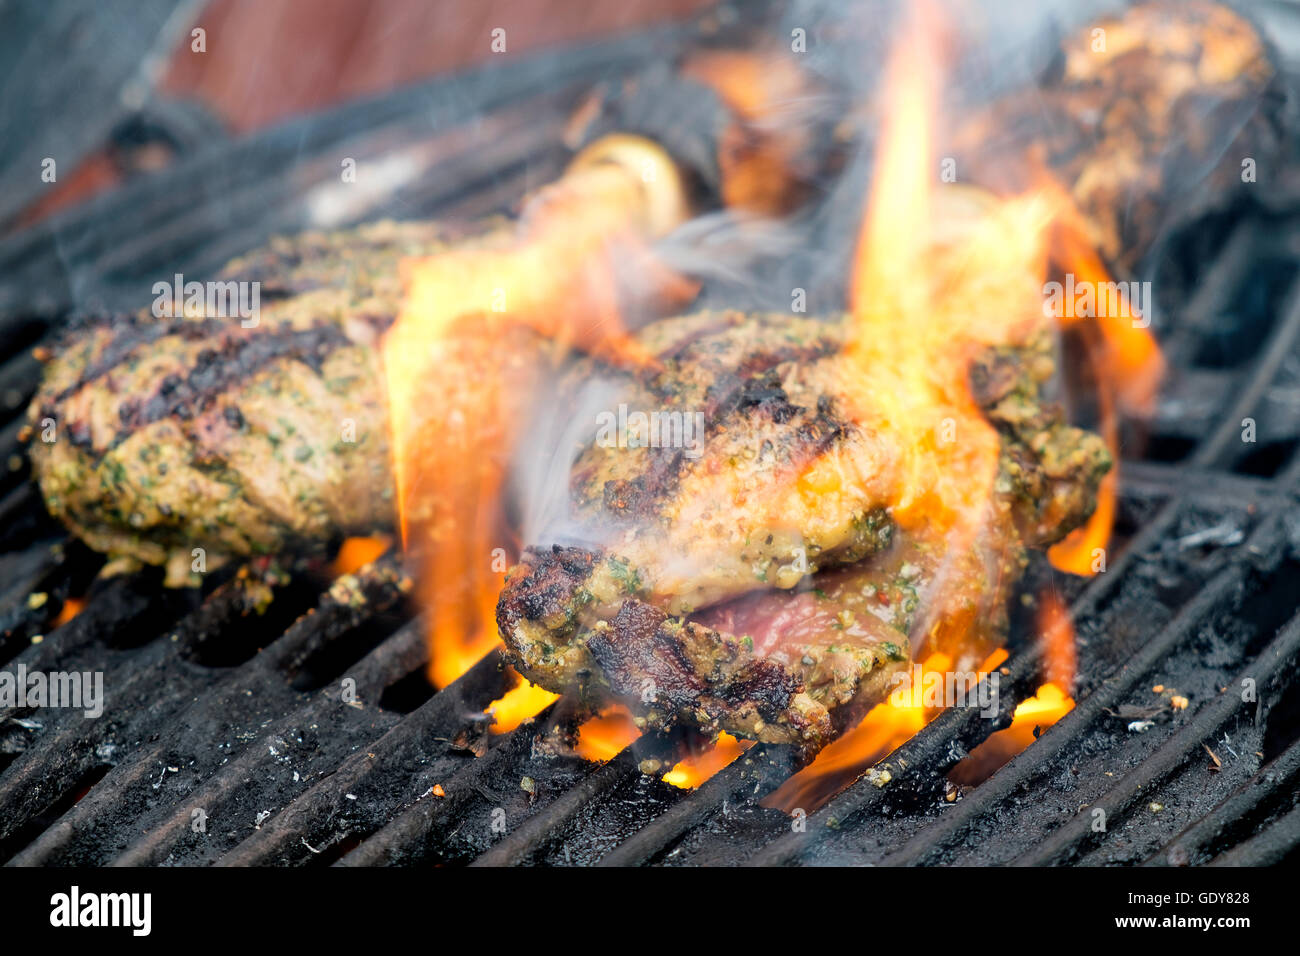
left=2, top=15, right=1300, bottom=869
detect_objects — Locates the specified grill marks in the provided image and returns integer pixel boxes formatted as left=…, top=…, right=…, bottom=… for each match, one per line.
left=495, top=544, right=596, bottom=639
left=499, top=310, right=1114, bottom=756
left=588, top=602, right=705, bottom=705
left=114, top=324, right=352, bottom=442
left=583, top=316, right=847, bottom=524
left=49, top=315, right=229, bottom=407
left=499, top=312, right=915, bottom=752
left=24, top=220, right=447, bottom=579
left=48, top=321, right=356, bottom=459
left=33, top=221, right=450, bottom=463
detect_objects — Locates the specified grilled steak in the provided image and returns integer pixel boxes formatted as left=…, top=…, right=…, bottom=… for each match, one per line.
left=497, top=311, right=1109, bottom=756
left=26, top=220, right=470, bottom=585
left=954, top=0, right=1281, bottom=278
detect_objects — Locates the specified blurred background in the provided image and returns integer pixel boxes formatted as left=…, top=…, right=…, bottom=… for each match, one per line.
left=1, top=0, right=714, bottom=231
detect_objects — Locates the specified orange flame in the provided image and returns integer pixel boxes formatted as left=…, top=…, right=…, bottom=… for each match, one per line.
left=382, top=136, right=693, bottom=689
left=328, top=535, right=392, bottom=578
left=482, top=691, right=642, bottom=760
left=839, top=3, right=1049, bottom=659
left=1047, top=360, right=1117, bottom=577
left=680, top=50, right=817, bottom=215
left=1047, top=201, right=1164, bottom=414
left=1035, top=164, right=1164, bottom=577
left=947, top=683, right=1074, bottom=788
left=53, top=597, right=85, bottom=627
left=379, top=7, right=1160, bottom=801
left=1037, top=590, right=1077, bottom=692
left=949, top=591, right=1075, bottom=786
left=485, top=673, right=560, bottom=734
left=762, top=3, right=1125, bottom=809
left=575, top=706, right=643, bottom=762
left=663, top=732, right=752, bottom=789
left=765, top=649, right=1005, bottom=813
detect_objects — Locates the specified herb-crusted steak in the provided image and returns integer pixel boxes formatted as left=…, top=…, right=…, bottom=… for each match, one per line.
left=497, top=311, right=1109, bottom=756
left=26, top=220, right=465, bottom=585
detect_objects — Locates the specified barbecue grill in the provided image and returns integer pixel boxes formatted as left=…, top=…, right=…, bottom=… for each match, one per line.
left=2, top=0, right=1299, bottom=871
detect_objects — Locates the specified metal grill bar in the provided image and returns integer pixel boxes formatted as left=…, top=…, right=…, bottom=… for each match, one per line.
left=1190, top=284, right=1300, bottom=468
left=880, top=529, right=1284, bottom=866
left=111, top=615, right=427, bottom=866
left=336, top=706, right=558, bottom=867
left=215, top=648, right=512, bottom=867
left=1014, top=615, right=1300, bottom=866
left=470, top=755, right=644, bottom=867
left=1, top=245, right=1294, bottom=871
left=595, top=744, right=788, bottom=867
left=1210, top=800, right=1300, bottom=865
left=1, top=557, right=410, bottom=865
left=1147, top=736, right=1300, bottom=866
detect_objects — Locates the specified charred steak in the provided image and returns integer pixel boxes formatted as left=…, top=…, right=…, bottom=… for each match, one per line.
left=497, top=311, right=1110, bottom=757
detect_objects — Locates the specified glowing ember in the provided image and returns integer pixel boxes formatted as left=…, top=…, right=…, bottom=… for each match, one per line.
left=663, top=733, right=752, bottom=789
left=53, top=597, right=85, bottom=627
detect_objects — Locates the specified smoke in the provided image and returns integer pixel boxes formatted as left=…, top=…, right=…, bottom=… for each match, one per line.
left=653, top=211, right=804, bottom=287
left=508, top=366, right=625, bottom=549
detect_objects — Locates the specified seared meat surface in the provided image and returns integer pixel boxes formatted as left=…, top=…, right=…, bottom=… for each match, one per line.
left=497, top=311, right=1109, bottom=756
left=27, top=221, right=459, bottom=584
left=571, top=312, right=897, bottom=615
